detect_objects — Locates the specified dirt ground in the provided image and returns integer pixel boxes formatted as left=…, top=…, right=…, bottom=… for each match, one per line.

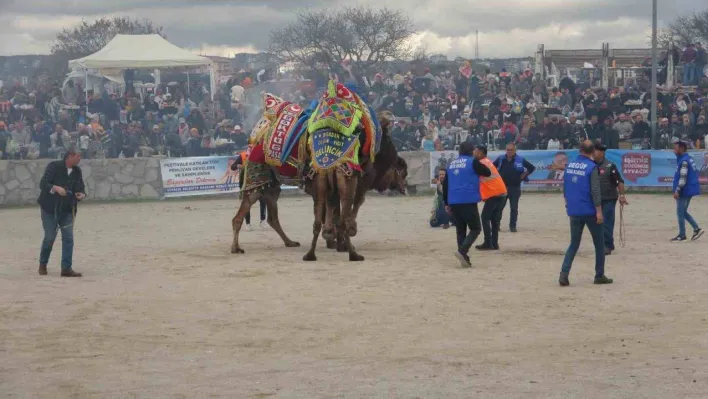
left=1, top=193, right=707, bottom=398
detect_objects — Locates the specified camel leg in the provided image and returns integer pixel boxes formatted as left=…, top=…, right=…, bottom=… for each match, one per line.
left=333, top=205, right=348, bottom=252
left=303, top=173, right=327, bottom=261
left=263, top=187, right=300, bottom=248
left=348, top=163, right=375, bottom=237
left=325, top=191, right=340, bottom=249
left=323, top=190, right=338, bottom=247
left=231, top=190, right=259, bottom=254
left=336, top=171, right=364, bottom=262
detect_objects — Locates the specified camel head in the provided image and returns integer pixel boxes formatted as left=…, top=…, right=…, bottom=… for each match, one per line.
left=376, top=155, right=408, bottom=195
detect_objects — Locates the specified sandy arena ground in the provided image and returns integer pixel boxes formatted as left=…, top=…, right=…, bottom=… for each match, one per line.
left=1, top=193, right=708, bottom=398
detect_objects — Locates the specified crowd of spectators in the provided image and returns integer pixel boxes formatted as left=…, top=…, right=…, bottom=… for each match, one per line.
left=0, top=43, right=706, bottom=160
left=0, top=75, right=269, bottom=160
left=367, top=48, right=707, bottom=153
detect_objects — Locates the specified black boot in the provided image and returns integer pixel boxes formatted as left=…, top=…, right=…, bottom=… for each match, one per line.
left=559, top=272, right=570, bottom=287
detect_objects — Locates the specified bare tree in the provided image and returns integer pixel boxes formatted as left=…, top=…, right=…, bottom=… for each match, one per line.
left=51, top=17, right=166, bottom=60
left=268, top=6, right=415, bottom=75
left=654, top=9, right=708, bottom=48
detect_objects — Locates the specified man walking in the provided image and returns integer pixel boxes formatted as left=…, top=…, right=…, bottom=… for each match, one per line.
left=474, top=145, right=508, bottom=251
left=593, top=144, right=628, bottom=255
left=493, top=143, right=536, bottom=232
left=442, top=142, right=492, bottom=267
left=37, top=147, right=86, bottom=277
left=559, top=140, right=613, bottom=287
left=671, top=141, right=703, bottom=242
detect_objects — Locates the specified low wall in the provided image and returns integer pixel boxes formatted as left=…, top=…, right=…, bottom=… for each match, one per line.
left=0, top=152, right=672, bottom=206
left=0, top=158, right=163, bottom=206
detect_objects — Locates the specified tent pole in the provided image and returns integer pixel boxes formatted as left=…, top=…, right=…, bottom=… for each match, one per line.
left=85, top=68, right=89, bottom=115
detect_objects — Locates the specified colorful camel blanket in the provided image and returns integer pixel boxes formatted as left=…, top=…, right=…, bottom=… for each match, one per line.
left=309, top=128, right=360, bottom=171
left=255, top=94, right=314, bottom=168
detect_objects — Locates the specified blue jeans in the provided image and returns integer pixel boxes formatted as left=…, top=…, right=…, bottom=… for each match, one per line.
left=39, top=209, right=74, bottom=269
left=683, top=62, right=696, bottom=86
left=561, top=216, right=605, bottom=278
left=601, top=200, right=617, bottom=250
left=676, top=197, right=699, bottom=238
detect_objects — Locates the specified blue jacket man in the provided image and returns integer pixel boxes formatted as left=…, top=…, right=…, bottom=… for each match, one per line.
left=442, top=142, right=492, bottom=268
left=493, top=143, right=536, bottom=232
left=671, top=141, right=703, bottom=242
left=559, top=140, right=613, bottom=287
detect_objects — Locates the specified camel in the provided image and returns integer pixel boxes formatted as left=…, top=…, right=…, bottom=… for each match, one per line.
left=229, top=91, right=407, bottom=259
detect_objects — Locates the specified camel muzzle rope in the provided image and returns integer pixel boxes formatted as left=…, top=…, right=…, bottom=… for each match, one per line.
left=619, top=203, right=626, bottom=248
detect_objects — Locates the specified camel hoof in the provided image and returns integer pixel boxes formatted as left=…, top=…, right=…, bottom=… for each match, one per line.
left=326, top=240, right=336, bottom=249
left=231, top=247, right=245, bottom=254
left=347, top=224, right=358, bottom=237
left=322, top=227, right=336, bottom=241
left=286, top=241, right=301, bottom=248
left=349, top=253, right=365, bottom=262
left=303, top=252, right=317, bottom=262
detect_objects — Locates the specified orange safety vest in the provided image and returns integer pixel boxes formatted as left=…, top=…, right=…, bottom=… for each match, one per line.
left=479, top=157, right=507, bottom=200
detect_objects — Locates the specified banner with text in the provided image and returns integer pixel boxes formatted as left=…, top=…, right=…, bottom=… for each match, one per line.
left=429, top=150, right=708, bottom=188
left=160, top=156, right=297, bottom=198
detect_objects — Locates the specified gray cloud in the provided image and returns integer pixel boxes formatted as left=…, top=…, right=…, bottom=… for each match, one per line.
left=0, top=0, right=704, bottom=57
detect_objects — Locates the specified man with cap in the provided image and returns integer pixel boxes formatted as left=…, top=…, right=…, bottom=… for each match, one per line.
left=671, top=141, right=703, bottom=242
left=593, top=143, right=628, bottom=255
left=559, top=140, right=613, bottom=287
left=442, top=141, right=492, bottom=267
left=493, top=143, right=536, bottom=232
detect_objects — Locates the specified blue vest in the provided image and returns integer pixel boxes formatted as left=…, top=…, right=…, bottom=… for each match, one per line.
left=495, top=154, right=526, bottom=173
left=447, top=156, right=482, bottom=205
left=673, top=153, right=701, bottom=198
left=563, top=155, right=597, bottom=217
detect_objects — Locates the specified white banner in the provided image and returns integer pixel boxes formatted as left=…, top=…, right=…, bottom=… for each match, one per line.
left=159, top=156, right=297, bottom=198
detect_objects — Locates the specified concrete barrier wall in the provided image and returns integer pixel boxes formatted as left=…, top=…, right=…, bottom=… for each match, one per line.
left=0, top=151, right=669, bottom=206
left=0, top=158, right=162, bottom=206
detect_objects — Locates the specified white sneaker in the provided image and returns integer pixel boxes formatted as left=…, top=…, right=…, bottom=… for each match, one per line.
left=245, top=224, right=252, bottom=231
left=260, top=220, right=268, bottom=229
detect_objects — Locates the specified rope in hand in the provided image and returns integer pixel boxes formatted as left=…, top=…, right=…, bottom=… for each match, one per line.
left=618, top=202, right=626, bottom=248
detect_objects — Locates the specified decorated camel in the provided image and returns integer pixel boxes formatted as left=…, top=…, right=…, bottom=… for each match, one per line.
left=230, top=81, right=407, bottom=261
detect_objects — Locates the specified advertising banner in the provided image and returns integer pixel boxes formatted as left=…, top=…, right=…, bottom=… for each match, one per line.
left=159, top=156, right=297, bottom=198
left=430, top=150, right=708, bottom=188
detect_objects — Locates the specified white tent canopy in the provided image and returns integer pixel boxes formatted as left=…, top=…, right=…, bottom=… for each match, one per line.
left=69, top=34, right=211, bottom=69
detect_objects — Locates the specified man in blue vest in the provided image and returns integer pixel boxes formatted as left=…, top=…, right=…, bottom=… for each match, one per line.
left=442, top=141, right=492, bottom=268
left=559, top=140, right=613, bottom=287
left=671, top=141, right=703, bottom=242
left=493, top=143, right=536, bottom=232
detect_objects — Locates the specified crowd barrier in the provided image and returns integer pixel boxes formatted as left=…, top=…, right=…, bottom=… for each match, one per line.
left=428, top=150, right=708, bottom=189
left=1, top=150, right=706, bottom=206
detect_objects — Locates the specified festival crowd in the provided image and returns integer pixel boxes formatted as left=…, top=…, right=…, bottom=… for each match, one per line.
left=1, top=43, right=707, bottom=160
left=369, top=46, right=708, bottom=153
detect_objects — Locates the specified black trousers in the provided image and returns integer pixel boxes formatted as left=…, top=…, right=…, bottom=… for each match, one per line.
left=481, top=195, right=507, bottom=246
left=245, top=199, right=267, bottom=224
left=451, top=203, right=481, bottom=254
left=239, top=168, right=266, bottom=224
left=505, top=186, right=521, bottom=228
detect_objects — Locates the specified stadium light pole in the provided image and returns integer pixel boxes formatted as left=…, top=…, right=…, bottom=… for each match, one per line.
left=650, top=0, right=658, bottom=148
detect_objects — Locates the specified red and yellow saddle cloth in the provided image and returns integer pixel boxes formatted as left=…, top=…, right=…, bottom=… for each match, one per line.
left=307, top=80, right=363, bottom=171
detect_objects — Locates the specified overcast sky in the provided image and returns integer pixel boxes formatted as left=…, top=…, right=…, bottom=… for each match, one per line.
left=0, top=0, right=702, bottom=59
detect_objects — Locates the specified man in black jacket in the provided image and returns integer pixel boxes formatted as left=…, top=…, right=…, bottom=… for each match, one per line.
left=37, top=147, right=86, bottom=277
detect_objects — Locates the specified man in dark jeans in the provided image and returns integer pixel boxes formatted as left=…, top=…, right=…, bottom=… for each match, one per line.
left=37, top=147, right=86, bottom=277
left=559, top=140, right=613, bottom=287
left=493, top=143, right=536, bottom=232
left=474, top=145, right=508, bottom=251
left=442, top=142, right=492, bottom=267
left=593, top=144, right=629, bottom=255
